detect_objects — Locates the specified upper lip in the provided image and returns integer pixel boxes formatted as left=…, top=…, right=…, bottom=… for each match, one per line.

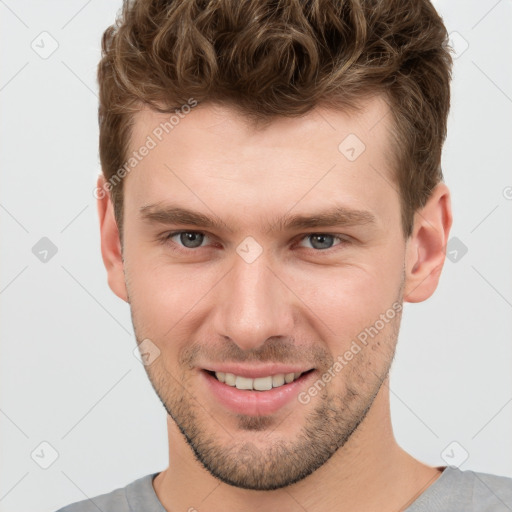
left=201, top=364, right=314, bottom=379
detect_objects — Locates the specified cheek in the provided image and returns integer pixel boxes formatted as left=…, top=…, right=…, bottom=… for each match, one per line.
left=124, top=253, right=203, bottom=338
left=124, top=231, right=405, bottom=348
left=283, top=254, right=404, bottom=340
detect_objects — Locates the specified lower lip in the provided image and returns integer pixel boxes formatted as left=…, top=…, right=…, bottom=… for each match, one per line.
left=201, top=370, right=315, bottom=416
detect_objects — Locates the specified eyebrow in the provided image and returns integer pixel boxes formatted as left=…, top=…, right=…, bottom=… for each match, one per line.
left=139, top=203, right=377, bottom=234
left=140, top=204, right=234, bottom=233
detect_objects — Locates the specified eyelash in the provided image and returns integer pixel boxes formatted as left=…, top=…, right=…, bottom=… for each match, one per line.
left=159, top=230, right=350, bottom=253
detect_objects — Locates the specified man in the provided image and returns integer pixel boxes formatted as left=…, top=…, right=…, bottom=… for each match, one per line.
left=57, top=0, right=512, bottom=510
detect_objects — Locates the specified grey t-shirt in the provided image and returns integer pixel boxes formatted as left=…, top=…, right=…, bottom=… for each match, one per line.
left=55, top=466, right=512, bottom=511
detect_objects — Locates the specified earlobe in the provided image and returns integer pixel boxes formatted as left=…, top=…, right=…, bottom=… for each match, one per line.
left=97, top=175, right=128, bottom=302
left=404, top=182, right=453, bottom=303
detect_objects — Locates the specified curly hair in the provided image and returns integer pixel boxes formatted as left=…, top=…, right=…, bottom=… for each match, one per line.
left=97, top=0, right=453, bottom=239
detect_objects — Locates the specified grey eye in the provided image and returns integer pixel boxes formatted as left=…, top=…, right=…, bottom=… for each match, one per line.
left=176, top=232, right=205, bottom=248
left=301, top=234, right=340, bottom=250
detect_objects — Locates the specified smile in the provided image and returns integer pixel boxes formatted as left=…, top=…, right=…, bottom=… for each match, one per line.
left=209, top=370, right=311, bottom=391
left=202, top=368, right=317, bottom=416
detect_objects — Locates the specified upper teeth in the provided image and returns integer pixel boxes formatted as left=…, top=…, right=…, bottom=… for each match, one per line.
left=215, top=372, right=303, bottom=391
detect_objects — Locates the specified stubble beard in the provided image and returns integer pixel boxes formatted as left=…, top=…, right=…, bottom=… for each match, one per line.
left=130, top=284, right=404, bottom=490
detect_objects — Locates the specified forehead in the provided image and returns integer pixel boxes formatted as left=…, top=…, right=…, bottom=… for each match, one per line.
left=130, top=95, right=393, bottom=160
left=124, top=95, right=399, bottom=232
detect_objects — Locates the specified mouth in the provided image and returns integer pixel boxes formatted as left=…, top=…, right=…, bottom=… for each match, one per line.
left=201, top=367, right=317, bottom=416
left=204, top=369, right=315, bottom=391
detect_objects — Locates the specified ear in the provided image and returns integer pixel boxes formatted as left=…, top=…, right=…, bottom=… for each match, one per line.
left=96, top=175, right=128, bottom=302
left=404, top=182, right=453, bottom=303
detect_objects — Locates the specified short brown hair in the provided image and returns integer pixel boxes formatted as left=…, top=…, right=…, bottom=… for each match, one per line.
left=97, top=0, right=452, bottom=239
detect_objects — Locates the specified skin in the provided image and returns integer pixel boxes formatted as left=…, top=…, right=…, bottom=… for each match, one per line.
left=98, top=95, right=452, bottom=512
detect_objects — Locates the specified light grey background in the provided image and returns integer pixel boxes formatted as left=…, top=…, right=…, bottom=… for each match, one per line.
left=0, top=1, right=511, bottom=511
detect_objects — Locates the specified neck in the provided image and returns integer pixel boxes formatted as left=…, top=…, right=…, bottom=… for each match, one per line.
left=153, top=378, right=442, bottom=512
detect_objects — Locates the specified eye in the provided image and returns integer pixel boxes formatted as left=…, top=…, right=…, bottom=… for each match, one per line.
left=165, top=231, right=210, bottom=249
left=160, top=231, right=348, bottom=253
left=297, top=234, right=345, bottom=250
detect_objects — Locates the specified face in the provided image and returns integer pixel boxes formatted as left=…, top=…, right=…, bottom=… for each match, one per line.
left=112, top=97, right=411, bottom=490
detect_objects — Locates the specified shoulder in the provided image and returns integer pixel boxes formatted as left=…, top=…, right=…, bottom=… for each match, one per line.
left=54, top=473, right=161, bottom=512
left=54, top=485, right=128, bottom=512
left=409, top=466, right=512, bottom=511
left=468, top=469, right=512, bottom=509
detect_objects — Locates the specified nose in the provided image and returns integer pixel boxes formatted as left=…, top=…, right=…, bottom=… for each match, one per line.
left=212, top=250, right=296, bottom=352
